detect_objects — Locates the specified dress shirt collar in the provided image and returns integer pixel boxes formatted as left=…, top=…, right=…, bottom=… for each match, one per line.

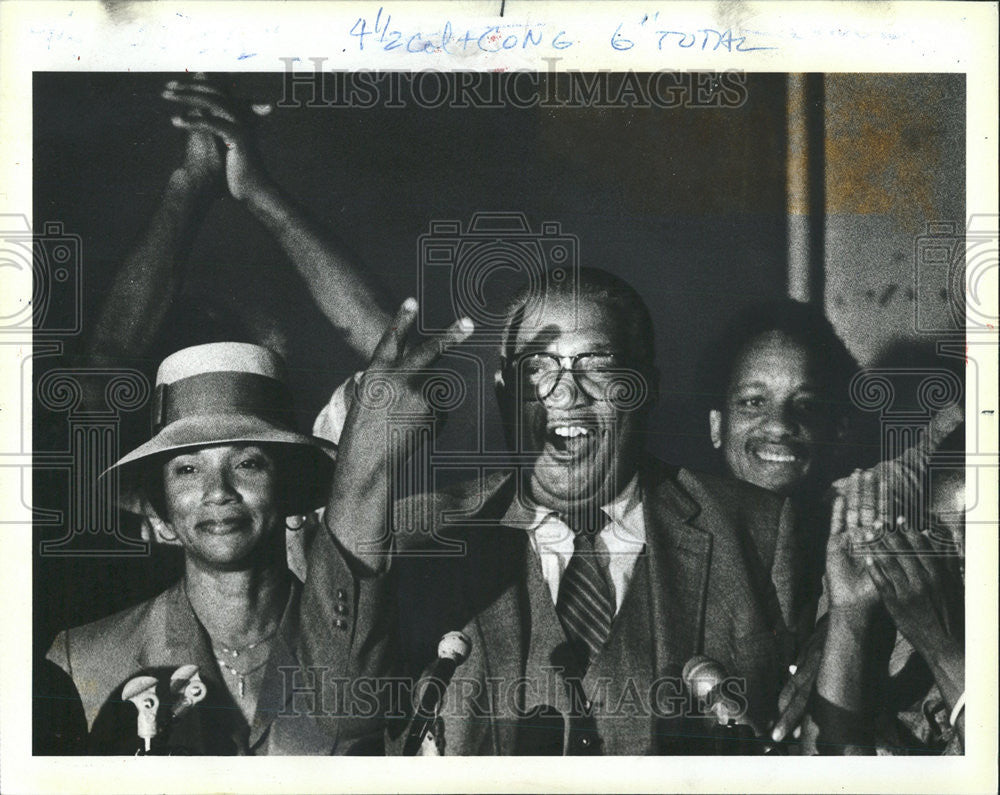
left=500, top=474, right=644, bottom=543
left=504, top=475, right=645, bottom=612
left=600, top=474, right=644, bottom=547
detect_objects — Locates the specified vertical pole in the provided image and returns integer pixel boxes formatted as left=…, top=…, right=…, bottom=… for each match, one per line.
left=786, top=74, right=826, bottom=305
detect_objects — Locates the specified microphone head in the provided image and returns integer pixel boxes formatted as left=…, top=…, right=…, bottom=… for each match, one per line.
left=437, top=631, right=472, bottom=664
left=682, top=655, right=728, bottom=700
left=170, top=664, right=199, bottom=692
left=123, top=675, right=160, bottom=743
left=122, top=675, right=159, bottom=703
left=170, top=665, right=206, bottom=709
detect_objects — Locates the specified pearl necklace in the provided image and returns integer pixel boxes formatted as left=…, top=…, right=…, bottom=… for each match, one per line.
left=213, top=628, right=278, bottom=698
left=214, top=655, right=271, bottom=698
left=215, top=627, right=279, bottom=659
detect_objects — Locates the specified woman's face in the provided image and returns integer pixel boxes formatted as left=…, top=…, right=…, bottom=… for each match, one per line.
left=710, top=331, right=843, bottom=497
left=158, top=444, right=283, bottom=570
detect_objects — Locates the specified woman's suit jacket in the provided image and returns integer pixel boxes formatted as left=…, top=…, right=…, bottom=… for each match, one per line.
left=46, top=526, right=390, bottom=755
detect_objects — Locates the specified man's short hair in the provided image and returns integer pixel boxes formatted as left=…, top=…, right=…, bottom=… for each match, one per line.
left=701, top=298, right=859, bottom=415
left=498, top=267, right=656, bottom=368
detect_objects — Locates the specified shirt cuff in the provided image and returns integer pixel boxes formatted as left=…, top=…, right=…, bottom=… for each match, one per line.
left=948, top=691, right=966, bottom=728
left=313, top=372, right=363, bottom=444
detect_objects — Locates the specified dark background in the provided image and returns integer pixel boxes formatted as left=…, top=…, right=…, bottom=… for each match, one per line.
left=34, top=71, right=953, bottom=655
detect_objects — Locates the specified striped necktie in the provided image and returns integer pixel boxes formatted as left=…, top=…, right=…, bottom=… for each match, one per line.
left=556, top=522, right=613, bottom=671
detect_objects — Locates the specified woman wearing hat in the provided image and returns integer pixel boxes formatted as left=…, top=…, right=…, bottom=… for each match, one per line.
left=45, top=302, right=474, bottom=754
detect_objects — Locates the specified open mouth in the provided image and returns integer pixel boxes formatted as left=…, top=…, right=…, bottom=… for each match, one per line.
left=749, top=441, right=806, bottom=466
left=545, top=423, right=600, bottom=457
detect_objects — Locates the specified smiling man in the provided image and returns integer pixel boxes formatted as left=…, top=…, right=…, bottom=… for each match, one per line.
left=703, top=300, right=860, bottom=646
left=393, top=268, right=801, bottom=755
left=501, top=284, right=650, bottom=525
left=706, top=299, right=858, bottom=500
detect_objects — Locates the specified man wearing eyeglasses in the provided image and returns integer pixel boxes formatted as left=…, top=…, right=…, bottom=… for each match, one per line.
left=392, top=268, right=798, bottom=755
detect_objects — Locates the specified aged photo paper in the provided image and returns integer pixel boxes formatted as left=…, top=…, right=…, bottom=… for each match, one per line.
left=1, top=1, right=996, bottom=792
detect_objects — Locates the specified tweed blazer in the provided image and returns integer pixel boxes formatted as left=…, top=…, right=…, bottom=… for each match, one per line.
left=391, top=456, right=799, bottom=754
left=46, top=526, right=391, bottom=755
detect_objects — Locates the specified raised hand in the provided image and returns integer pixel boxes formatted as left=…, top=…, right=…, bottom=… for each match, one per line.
left=86, top=77, right=238, bottom=371
left=162, top=79, right=270, bottom=201
left=164, top=75, right=225, bottom=194
left=824, top=470, right=882, bottom=614
left=772, top=470, right=882, bottom=746
left=324, top=299, right=474, bottom=572
left=344, top=299, right=472, bottom=462
left=163, top=76, right=393, bottom=360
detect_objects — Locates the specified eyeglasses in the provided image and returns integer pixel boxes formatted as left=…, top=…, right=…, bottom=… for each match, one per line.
left=509, top=351, right=632, bottom=401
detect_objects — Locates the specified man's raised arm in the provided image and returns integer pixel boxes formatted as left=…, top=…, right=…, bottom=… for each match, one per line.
left=87, top=79, right=224, bottom=366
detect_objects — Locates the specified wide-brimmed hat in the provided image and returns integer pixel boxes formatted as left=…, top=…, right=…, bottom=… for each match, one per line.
left=104, top=342, right=336, bottom=514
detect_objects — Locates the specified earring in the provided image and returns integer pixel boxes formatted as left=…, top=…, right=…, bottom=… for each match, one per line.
left=150, top=518, right=178, bottom=544
left=285, top=515, right=308, bottom=532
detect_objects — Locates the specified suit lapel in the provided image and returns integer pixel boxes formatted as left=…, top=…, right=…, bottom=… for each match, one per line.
left=640, top=462, right=712, bottom=676
left=157, top=583, right=220, bottom=679
left=155, top=580, right=331, bottom=754
left=452, top=472, right=528, bottom=755
left=466, top=531, right=528, bottom=755
left=147, top=584, right=240, bottom=754
left=445, top=464, right=713, bottom=752
left=248, top=580, right=334, bottom=754
left=248, top=581, right=298, bottom=750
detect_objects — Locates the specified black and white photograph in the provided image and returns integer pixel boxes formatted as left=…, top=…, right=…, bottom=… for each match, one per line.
left=2, top=2, right=996, bottom=792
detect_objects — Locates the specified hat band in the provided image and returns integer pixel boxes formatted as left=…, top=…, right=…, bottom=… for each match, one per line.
left=153, top=371, right=295, bottom=434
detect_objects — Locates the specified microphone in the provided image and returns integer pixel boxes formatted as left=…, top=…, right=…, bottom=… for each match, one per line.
left=122, top=675, right=160, bottom=754
left=682, top=657, right=727, bottom=699
left=169, top=665, right=207, bottom=719
left=682, top=655, right=783, bottom=755
left=402, top=631, right=471, bottom=756
left=682, top=656, right=743, bottom=725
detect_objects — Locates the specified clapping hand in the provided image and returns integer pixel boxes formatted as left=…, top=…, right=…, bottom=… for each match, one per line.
left=162, top=78, right=271, bottom=201
left=864, top=516, right=962, bottom=662
left=825, top=469, right=883, bottom=614
left=164, top=75, right=225, bottom=194
left=772, top=469, right=883, bottom=744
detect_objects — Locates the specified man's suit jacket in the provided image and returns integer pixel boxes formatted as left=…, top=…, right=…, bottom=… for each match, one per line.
left=391, top=456, right=798, bottom=754
left=46, top=527, right=390, bottom=755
